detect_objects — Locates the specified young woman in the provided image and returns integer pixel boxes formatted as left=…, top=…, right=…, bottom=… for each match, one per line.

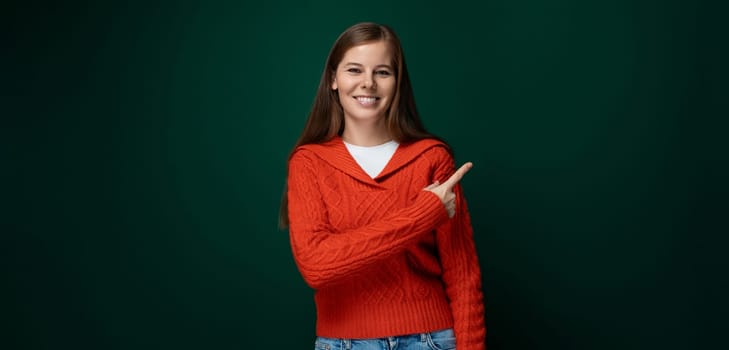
left=281, top=22, right=485, bottom=350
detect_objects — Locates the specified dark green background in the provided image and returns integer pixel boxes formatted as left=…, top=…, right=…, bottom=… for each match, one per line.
left=5, top=0, right=727, bottom=349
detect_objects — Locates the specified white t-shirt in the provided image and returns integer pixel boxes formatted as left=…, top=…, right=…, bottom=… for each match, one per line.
left=344, top=140, right=399, bottom=178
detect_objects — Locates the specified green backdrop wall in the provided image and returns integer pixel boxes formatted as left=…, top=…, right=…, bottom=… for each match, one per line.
left=5, top=0, right=727, bottom=349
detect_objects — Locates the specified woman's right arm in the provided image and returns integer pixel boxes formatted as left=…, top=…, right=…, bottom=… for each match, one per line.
left=286, top=150, right=448, bottom=289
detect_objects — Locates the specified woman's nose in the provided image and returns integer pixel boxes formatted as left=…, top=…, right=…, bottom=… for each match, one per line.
left=361, top=74, right=376, bottom=89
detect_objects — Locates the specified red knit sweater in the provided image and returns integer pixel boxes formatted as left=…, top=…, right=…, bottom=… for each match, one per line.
left=287, top=136, right=486, bottom=349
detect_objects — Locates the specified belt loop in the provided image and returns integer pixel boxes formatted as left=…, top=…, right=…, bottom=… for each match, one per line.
left=421, top=332, right=428, bottom=342
left=343, top=339, right=351, bottom=350
left=388, top=336, right=397, bottom=349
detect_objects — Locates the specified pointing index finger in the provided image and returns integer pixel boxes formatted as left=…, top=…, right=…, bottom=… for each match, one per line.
left=443, top=162, right=473, bottom=190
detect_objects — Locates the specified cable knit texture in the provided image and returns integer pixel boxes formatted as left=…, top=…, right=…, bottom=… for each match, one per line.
left=287, top=136, right=486, bottom=350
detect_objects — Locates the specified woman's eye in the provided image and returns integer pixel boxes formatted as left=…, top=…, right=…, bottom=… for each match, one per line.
left=347, top=68, right=361, bottom=73
left=376, top=70, right=391, bottom=76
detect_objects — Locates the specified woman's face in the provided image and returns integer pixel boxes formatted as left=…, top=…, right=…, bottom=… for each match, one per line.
left=331, top=41, right=396, bottom=125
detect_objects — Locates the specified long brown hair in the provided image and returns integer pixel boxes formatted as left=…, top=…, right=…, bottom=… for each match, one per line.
left=279, top=22, right=448, bottom=228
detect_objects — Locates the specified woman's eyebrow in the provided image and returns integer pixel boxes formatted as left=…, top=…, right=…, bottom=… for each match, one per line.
left=343, top=62, right=393, bottom=69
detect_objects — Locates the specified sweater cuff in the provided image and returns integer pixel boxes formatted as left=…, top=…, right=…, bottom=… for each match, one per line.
left=411, top=190, right=450, bottom=233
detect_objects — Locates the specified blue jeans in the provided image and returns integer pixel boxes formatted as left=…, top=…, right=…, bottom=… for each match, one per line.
left=314, top=328, right=456, bottom=350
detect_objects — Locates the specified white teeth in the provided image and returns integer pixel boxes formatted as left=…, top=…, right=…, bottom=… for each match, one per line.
left=356, top=96, right=377, bottom=105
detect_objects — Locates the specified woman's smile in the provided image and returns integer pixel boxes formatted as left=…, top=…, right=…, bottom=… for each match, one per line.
left=354, top=95, right=380, bottom=106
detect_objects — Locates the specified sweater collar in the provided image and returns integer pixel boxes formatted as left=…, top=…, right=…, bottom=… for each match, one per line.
left=298, top=136, right=447, bottom=186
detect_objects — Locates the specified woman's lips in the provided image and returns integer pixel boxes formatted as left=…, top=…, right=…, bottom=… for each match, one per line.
left=355, top=96, right=379, bottom=106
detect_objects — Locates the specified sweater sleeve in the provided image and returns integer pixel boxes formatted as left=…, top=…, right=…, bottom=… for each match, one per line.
left=432, top=149, right=486, bottom=350
left=287, top=150, right=450, bottom=290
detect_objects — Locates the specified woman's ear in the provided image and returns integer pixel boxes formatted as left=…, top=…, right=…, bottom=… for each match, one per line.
left=331, top=69, right=338, bottom=90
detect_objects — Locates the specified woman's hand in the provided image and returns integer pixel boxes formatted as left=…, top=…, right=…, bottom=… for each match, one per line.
left=423, top=162, right=473, bottom=218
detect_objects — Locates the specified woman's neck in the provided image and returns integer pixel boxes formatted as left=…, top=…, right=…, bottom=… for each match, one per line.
left=341, top=119, right=392, bottom=147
